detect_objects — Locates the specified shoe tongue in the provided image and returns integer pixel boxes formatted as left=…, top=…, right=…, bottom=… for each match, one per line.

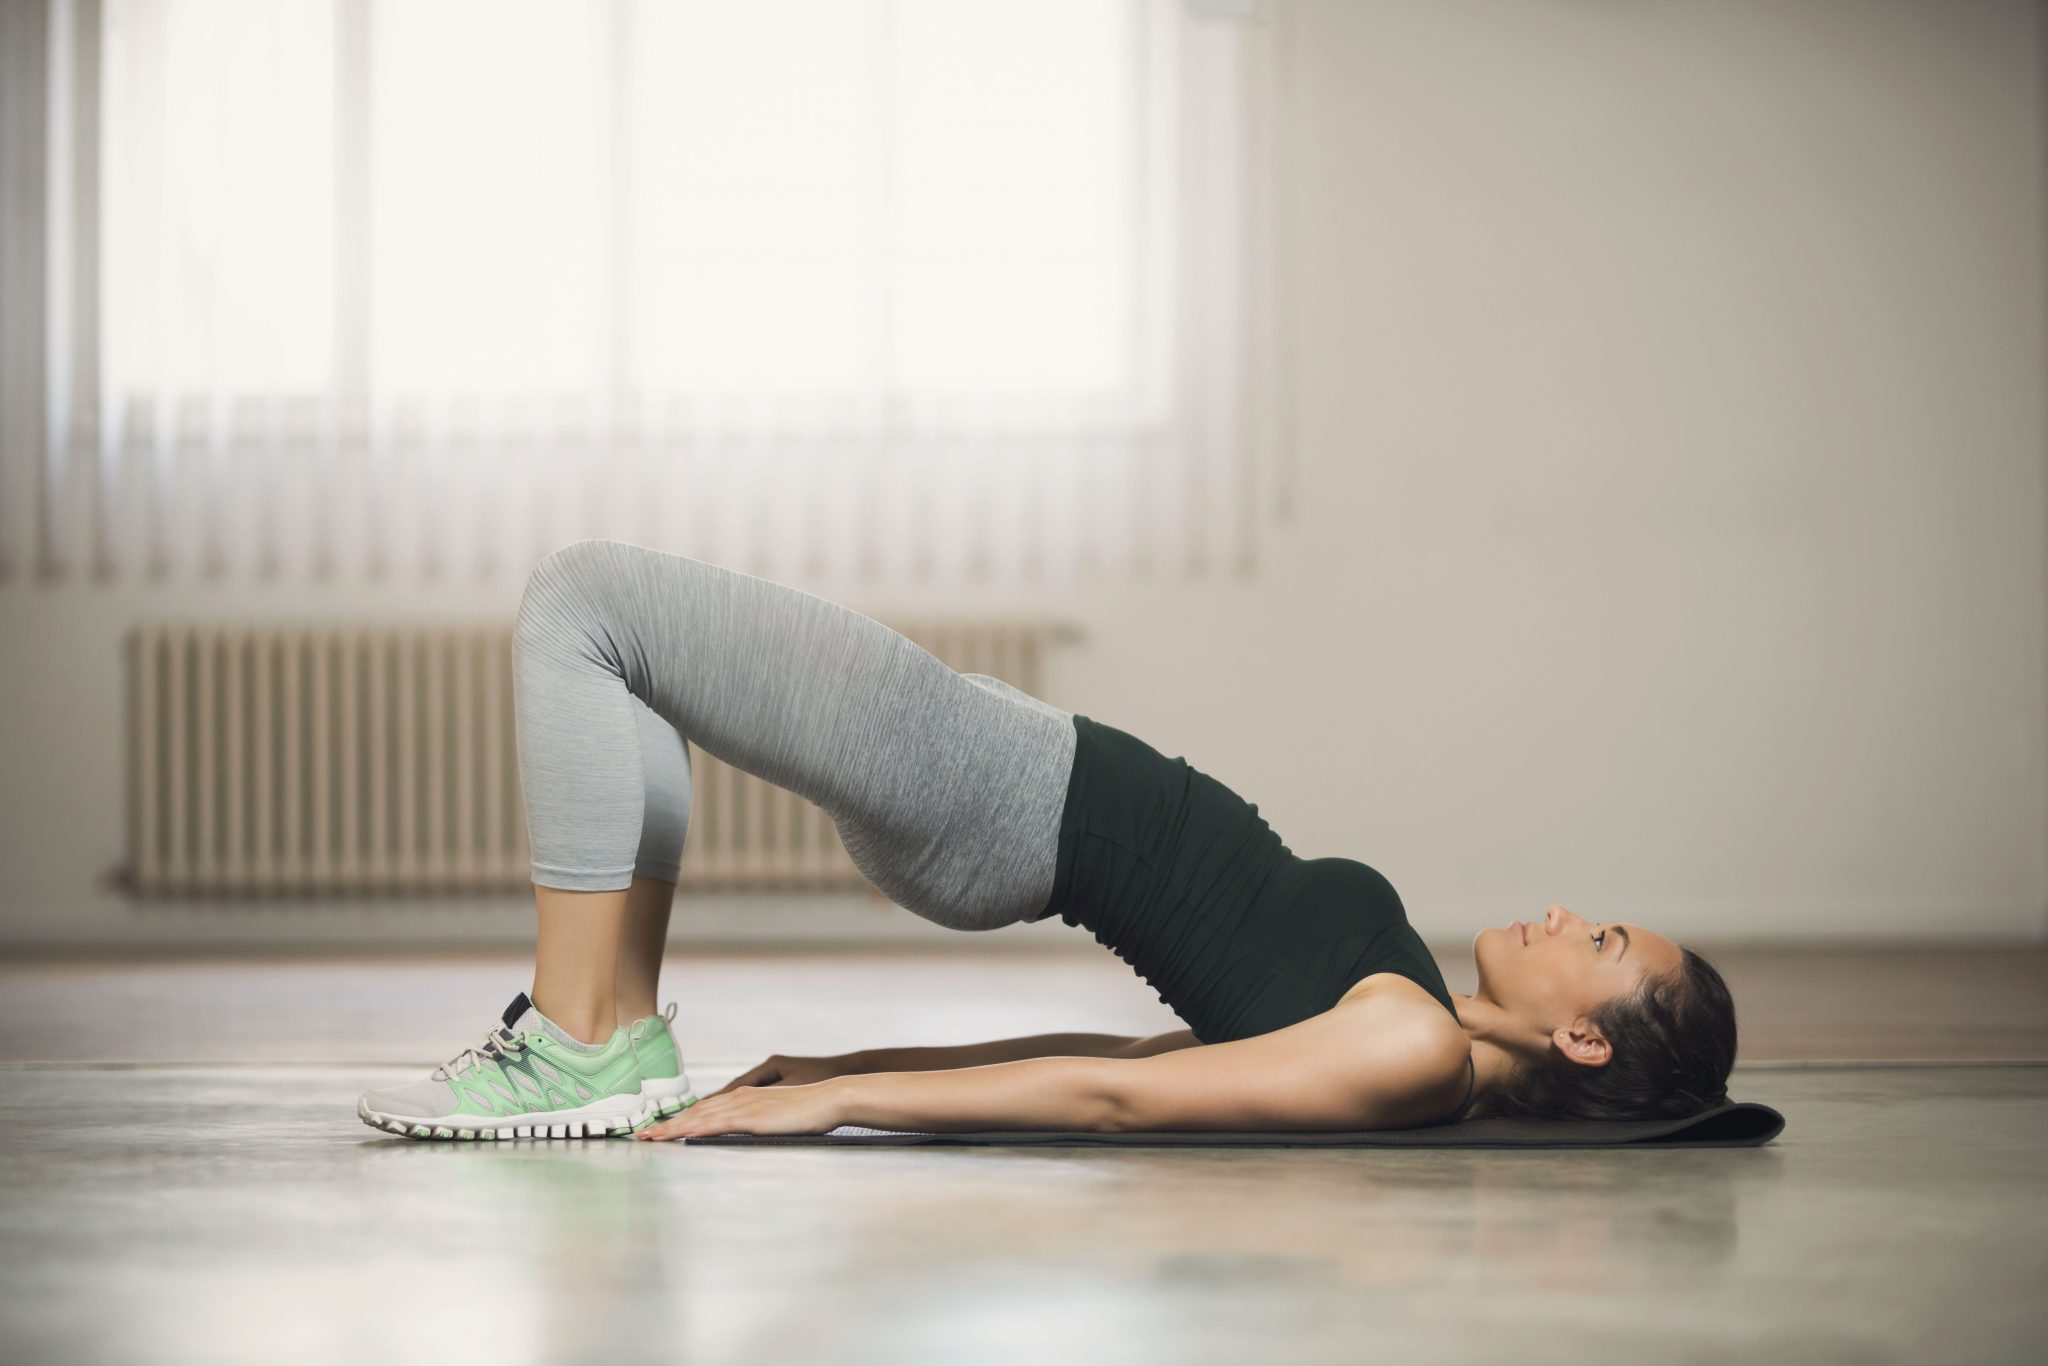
left=498, top=992, right=593, bottom=1051
left=501, top=991, right=537, bottom=1033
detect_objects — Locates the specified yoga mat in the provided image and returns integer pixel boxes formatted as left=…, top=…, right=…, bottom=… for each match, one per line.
left=686, top=1099, right=1785, bottom=1149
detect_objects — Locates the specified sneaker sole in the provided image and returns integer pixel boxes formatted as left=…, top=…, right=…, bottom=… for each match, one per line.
left=632, top=1075, right=700, bottom=1131
left=357, top=1091, right=644, bottom=1142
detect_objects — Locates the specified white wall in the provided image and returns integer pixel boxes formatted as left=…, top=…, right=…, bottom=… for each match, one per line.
left=1, top=0, right=2042, bottom=948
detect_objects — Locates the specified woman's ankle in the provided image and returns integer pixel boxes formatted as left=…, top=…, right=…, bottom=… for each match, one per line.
left=616, top=1000, right=659, bottom=1030
left=529, top=992, right=617, bottom=1046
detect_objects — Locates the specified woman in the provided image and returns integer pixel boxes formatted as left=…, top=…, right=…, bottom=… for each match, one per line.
left=357, top=539, right=1738, bottom=1143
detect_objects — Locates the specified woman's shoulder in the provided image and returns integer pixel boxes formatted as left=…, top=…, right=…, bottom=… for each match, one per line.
left=1335, top=972, right=1468, bottom=1056
left=1320, top=974, right=1472, bottom=1124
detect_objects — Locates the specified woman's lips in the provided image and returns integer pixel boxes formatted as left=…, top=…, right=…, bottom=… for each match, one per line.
left=1517, top=921, right=1528, bottom=945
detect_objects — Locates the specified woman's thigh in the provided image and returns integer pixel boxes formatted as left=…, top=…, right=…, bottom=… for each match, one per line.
left=516, top=539, right=1076, bottom=929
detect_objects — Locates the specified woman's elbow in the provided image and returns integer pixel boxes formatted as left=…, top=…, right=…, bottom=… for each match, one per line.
left=1096, top=1089, right=1143, bottom=1133
left=1085, top=1062, right=1153, bottom=1132
left=1092, top=1065, right=1230, bottom=1132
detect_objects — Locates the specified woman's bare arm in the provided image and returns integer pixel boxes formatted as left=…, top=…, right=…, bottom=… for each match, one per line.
left=832, top=1056, right=1126, bottom=1132
left=643, top=1036, right=1196, bottom=1146
left=1099, top=997, right=1471, bottom=1131
left=662, top=1012, right=1451, bottom=1138
left=646, top=1053, right=1125, bottom=1140
left=687, top=1028, right=1202, bottom=1114
left=641, top=1001, right=1461, bottom=1141
left=849, top=1027, right=1199, bottom=1073
left=824, top=1007, right=1457, bottom=1135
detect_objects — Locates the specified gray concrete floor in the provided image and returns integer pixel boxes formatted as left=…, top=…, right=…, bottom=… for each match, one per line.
left=2, top=947, right=2045, bottom=1365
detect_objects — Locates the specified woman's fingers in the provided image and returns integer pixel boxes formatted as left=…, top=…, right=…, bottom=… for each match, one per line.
left=640, top=1092, right=729, bottom=1140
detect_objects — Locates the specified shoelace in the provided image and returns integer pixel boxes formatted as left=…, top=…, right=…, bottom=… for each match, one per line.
left=432, top=1024, right=526, bottom=1081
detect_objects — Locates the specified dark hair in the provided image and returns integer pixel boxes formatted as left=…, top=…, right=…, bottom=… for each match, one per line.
left=1466, top=947, right=1737, bottom=1122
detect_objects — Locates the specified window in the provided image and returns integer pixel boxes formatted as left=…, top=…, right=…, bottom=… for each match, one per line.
left=6, top=0, right=1294, bottom=586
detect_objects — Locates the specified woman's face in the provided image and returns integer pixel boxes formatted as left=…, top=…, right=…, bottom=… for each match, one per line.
left=1472, top=904, right=1686, bottom=1055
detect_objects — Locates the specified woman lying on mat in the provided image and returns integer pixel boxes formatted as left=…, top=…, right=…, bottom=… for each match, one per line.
left=355, top=539, right=1738, bottom=1143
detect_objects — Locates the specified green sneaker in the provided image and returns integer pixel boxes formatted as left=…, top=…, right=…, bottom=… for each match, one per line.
left=629, top=1002, right=699, bottom=1129
left=357, top=992, right=645, bottom=1141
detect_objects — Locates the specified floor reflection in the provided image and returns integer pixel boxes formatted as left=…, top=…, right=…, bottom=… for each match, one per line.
left=353, top=1137, right=686, bottom=1361
left=1, top=1064, right=2034, bottom=1366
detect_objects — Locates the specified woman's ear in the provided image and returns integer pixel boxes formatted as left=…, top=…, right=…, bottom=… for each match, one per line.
left=1551, top=1018, right=1613, bottom=1069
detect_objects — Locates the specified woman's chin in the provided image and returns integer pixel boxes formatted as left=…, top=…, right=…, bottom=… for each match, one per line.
left=1471, top=926, right=1511, bottom=987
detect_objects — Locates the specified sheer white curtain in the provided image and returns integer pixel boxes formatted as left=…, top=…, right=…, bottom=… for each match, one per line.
left=4, top=0, right=1296, bottom=588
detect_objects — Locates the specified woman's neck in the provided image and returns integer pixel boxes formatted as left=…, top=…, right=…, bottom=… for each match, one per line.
left=1449, top=990, right=1540, bottom=1101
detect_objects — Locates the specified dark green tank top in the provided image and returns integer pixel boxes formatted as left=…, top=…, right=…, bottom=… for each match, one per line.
left=1032, top=713, right=1460, bottom=1046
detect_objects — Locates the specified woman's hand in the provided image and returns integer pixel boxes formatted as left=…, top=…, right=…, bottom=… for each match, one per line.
left=636, top=1077, right=848, bottom=1142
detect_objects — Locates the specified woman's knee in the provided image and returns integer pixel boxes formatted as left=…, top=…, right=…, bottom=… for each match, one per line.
left=523, top=537, right=615, bottom=599
left=516, top=539, right=619, bottom=644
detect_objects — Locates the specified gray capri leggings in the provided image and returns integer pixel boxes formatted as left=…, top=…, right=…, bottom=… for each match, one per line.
left=510, top=539, right=1078, bottom=931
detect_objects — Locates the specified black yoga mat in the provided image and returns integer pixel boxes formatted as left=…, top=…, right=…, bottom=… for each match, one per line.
left=686, top=1099, right=1785, bottom=1149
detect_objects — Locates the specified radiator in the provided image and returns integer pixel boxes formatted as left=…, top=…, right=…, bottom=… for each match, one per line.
left=121, top=620, right=1076, bottom=897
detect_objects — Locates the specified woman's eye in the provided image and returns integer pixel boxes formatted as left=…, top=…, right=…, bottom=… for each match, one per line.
left=1593, top=930, right=1608, bottom=952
